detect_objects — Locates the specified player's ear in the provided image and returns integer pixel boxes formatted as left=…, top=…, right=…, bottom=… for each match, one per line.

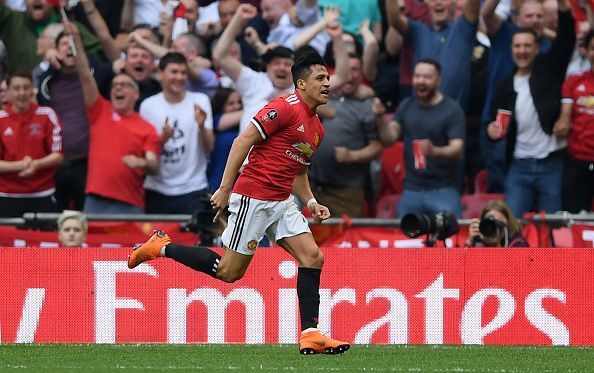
left=296, top=78, right=306, bottom=90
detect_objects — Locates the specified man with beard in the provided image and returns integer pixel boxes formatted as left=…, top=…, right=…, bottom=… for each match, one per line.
left=68, top=21, right=160, bottom=214
left=128, top=48, right=351, bottom=355
left=0, top=0, right=101, bottom=73
left=377, top=59, right=465, bottom=218
left=308, top=54, right=382, bottom=217
left=37, top=31, right=113, bottom=211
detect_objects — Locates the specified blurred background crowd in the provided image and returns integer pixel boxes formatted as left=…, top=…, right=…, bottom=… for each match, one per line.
left=0, top=0, right=592, bottom=231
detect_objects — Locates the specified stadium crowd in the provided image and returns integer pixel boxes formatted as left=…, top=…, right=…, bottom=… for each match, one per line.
left=0, top=0, right=593, bottom=221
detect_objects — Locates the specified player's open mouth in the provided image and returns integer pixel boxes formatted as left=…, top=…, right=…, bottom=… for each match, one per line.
left=320, top=89, right=329, bottom=96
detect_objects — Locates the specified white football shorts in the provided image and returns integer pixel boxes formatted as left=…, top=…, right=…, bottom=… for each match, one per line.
left=221, top=193, right=311, bottom=255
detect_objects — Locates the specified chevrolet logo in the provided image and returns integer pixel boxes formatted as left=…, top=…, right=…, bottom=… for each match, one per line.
left=292, top=142, right=314, bottom=158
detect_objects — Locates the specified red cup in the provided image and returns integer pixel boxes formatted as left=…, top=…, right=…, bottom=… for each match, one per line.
left=496, top=109, right=512, bottom=139
left=413, top=139, right=427, bottom=170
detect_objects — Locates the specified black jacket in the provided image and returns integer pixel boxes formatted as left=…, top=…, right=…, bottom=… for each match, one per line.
left=489, top=10, right=575, bottom=166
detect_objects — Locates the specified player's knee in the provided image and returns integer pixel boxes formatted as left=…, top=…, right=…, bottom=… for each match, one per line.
left=301, top=248, right=324, bottom=269
left=216, top=268, right=244, bottom=283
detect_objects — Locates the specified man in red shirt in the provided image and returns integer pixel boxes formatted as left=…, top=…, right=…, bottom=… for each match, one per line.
left=129, top=48, right=350, bottom=355
left=555, top=29, right=594, bottom=213
left=0, top=71, right=63, bottom=217
left=67, top=22, right=160, bottom=214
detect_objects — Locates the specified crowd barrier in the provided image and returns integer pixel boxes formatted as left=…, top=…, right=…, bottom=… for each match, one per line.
left=1, top=247, right=592, bottom=345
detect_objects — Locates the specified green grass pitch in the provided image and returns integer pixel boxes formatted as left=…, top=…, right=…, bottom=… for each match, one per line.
left=1, top=344, right=593, bottom=372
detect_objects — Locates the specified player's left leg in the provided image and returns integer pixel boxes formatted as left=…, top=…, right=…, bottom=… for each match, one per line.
left=277, top=232, right=350, bottom=355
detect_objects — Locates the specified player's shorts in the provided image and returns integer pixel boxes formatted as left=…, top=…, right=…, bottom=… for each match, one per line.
left=221, top=192, right=310, bottom=256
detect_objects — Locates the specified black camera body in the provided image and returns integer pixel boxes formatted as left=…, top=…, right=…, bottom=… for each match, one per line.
left=401, top=211, right=459, bottom=242
left=185, top=193, right=220, bottom=246
left=479, top=216, right=505, bottom=239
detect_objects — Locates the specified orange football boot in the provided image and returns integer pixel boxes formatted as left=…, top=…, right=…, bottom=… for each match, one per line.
left=298, top=330, right=350, bottom=355
left=127, top=230, right=171, bottom=269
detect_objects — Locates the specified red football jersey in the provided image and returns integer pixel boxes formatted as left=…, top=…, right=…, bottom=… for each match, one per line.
left=0, top=103, right=62, bottom=195
left=562, top=70, right=594, bottom=161
left=234, top=91, right=325, bottom=201
left=86, top=97, right=161, bottom=208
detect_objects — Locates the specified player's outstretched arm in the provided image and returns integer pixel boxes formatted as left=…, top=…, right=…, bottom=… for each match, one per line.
left=292, top=166, right=330, bottom=224
left=210, top=123, right=264, bottom=221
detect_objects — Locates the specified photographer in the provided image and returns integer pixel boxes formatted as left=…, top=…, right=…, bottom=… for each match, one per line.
left=466, top=200, right=529, bottom=247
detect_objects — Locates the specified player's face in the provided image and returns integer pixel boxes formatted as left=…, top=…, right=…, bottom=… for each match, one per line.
left=266, top=57, right=294, bottom=90
left=7, top=76, right=34, bottom=113
left=110, top=75, right=139, bottom=114
left=160, top=62, right=188, bottom=96
left=58, top=219, right=86, bottom=247
left=412, top=62, right=440, bottom=102
left=125, top=47, right=155, bottom=83
left=301, top=65, right=330, bottom=105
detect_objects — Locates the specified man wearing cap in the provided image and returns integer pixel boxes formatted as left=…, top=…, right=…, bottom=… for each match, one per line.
left=213, top=4, right=295, bottom=133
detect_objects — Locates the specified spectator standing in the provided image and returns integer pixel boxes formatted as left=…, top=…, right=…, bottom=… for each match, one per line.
left=57, top=209, right=88, bottom=247
left=385, top=0, right=480, bottom=111
left=69, top=21, right=160, bottom=214
left=123, top=45, right=162, bottom=110
left=0, top=77, right=7, bottom=109
left=0, top=0, right=101, bottom=73
left=555, top=29, right=594, bottom=213
left=207, top=87, right=243, bottom=190
left=377, top=59, right=465, bottom=218
left=480, top=0, right=558, bottom=192
left=487, top=20, right=575, bottom=217
left=0, top=71, right=63, bottom=217
left=309, top=54, right=382, bottom=217
left=140, top=53, right=215, bottom=214
left=38, top=31, right=113, bottom=211
left=213, top=4, right=296, bottom=133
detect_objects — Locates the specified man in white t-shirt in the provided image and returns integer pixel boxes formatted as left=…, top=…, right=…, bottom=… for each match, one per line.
left=213, top=4, right=295, bottom=133
left=140, top=52, right=215, bottom=214
left=486, top=25, right=574, bottom=217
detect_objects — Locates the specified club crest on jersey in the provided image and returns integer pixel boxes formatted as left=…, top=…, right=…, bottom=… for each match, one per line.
left=313, top=132, right=320, bottom=145
left=292, top=142, right=314, bottom=158
left=261, top=109, right=278, bottom=124
left=247, top=240, right=258, bottom=251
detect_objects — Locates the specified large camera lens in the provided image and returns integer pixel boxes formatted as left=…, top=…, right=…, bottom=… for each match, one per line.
left=479, top=216, right=501, bottom=238
left=401, top=211, right=459, bottom=240
left=401, top=213, right=431, bottom=238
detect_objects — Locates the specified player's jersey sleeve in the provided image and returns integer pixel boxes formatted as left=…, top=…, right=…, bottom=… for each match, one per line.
left=250, top=98, right=293, bottom=140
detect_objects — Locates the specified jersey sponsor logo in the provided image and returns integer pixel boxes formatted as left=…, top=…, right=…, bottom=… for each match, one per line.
left=247, top=240, right=258, bottom=251
left=285, top=149, right=310, bottom=165
left=292, top=142, right=314, bottom=158
left=297, top=124, right=305, bottom=132
left=576, top=96, right=594, bottom=108
left=28, top=123, right=42, bottom=136
left=3, top=127, right=14, bottom=136
left=261, top=109, right=278, bottom=124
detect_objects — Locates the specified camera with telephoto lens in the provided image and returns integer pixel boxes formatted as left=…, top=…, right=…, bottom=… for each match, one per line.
left=400, top=211, right=459, bottom=242
left=478, top=216, right=506, bottom=239
left=185, top=193, right=222, bottom=246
